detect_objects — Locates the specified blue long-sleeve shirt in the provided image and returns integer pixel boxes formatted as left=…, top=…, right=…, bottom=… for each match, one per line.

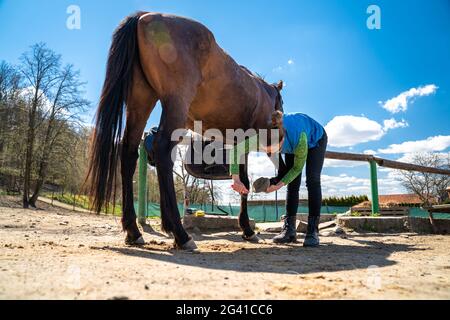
left=281, top=113, right=324, bottom=153
left=230, top=113, right=325, bottom=185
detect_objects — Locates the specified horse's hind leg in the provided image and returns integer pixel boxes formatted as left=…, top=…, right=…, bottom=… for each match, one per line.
left=122, top=67, right=158, bottom=245
left=153, top=96, right=194, bottom=249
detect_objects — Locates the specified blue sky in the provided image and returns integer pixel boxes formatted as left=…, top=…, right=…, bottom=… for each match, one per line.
left=1, top=0, right=449, bottom=201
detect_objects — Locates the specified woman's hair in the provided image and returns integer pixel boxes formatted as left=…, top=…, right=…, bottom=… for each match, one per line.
left=260, top=110, right=285, bottom=148
left=271, top=110, right=283, bottom=129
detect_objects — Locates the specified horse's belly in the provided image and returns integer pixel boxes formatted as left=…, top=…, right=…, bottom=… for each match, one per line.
left=188, top=99, right=255, bottom=133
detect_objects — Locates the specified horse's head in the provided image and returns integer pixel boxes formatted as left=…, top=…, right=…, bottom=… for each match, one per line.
left=259, top=80, right=285, bottom=156
left=272, top=80, right=284, bottom=113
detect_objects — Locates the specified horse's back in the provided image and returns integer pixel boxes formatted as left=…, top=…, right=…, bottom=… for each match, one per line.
left=136, top=12, right=272, bottom=131
left=137, top=13, right=219, bottom=94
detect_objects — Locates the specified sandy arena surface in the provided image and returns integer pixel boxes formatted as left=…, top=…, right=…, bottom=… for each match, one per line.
left=0, top=197, right=449, bottom=300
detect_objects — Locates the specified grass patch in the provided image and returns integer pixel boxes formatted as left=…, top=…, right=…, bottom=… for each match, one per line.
left=43, top=193, right=122, bottom=216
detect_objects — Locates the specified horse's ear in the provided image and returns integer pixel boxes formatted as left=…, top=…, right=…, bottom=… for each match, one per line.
left=276, top=80, right=284, bottom=91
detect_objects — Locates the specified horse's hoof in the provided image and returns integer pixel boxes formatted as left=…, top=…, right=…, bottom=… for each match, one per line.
left=125, top=235, right=145, bottom=246
left=242, top=233, right=261, bottom=243
left=179, top=238, right=199, bottom=252
left=253, top=177, right=270, bottom=193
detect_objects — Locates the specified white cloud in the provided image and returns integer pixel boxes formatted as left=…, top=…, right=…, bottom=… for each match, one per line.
left=215, top=166, right=406, bottom=203
left=380, top=84, right=438, bottom=113
left=272, top=59, right=295, bottom=74
left=321, top=173, right=404, bottom=197
left=325, top=115, right=411, bottom=148
left=383, top=118, right=408, bottom=130
left=19, top=86, right=53, bottom=112
left=323, top=159, right=366, bottom=168
left=395, top=151, right=450, bottom=164
left=325, top=116, right=385, bottom=147
left=363, top=149, right=377, bottom=155
left=247, top=152, right=276, bottom=177
left=325, top=116, right=384, bottom=147
left=378, top=135, right=450, bottom=154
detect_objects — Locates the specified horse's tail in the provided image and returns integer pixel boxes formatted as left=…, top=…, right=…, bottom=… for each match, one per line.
left=85, top=12, right=145, bottom=213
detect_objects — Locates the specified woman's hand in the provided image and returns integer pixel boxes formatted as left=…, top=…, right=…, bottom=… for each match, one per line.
left=266, top=182, right=285, bottom=193
left=231, top=175, right=249, bottom=195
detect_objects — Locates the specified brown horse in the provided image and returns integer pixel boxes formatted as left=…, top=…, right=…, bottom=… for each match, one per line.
left=86, top=12, right=283, bottom=250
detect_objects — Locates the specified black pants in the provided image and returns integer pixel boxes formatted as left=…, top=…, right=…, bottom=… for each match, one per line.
left=272, top=132, right=328, bottom=217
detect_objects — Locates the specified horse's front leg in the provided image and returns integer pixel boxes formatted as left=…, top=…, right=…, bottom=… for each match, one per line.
left=238, top=158, right=260, bottom=242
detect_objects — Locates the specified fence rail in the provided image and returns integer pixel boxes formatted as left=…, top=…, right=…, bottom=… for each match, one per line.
left=325, top=151, right=450, bottom=175
left=325, top=151, right=450, bottom=215
left=136, top=140, right=450, bottom=223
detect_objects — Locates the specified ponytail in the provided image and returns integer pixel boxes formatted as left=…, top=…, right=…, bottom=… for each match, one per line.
left=271, top=110, right=283, bottom=129
left=261, top=110, right=285, bottom=149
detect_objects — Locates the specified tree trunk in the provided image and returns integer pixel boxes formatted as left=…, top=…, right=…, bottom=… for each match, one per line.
left=29, top=118, right=54, bottom=207
left=22, top=98, right=38, bottom=208
left=29, top=173, right=45, bottom=207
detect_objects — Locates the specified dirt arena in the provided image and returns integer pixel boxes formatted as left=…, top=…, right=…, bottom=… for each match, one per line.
left=0, top=197, right=449, bottom=300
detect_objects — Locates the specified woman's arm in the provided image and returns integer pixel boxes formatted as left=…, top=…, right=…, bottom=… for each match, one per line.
left=280, top=132, right=308, bottom=185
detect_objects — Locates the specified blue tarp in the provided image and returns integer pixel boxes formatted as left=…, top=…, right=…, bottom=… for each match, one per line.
left=136, top=203, right=450, bottom=222
left=137, top=202, right=351, bottom=222
left=409, top=207, right=450, bottom=220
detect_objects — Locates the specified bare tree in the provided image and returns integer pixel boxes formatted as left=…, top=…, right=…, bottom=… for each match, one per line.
left=19, top=43, right=61, bottom=207
left=146, top=168, right=160, bottom=203
left=172, top=145, right=218, bottom=206
left=28, top=64, right=89, bottom=206
left=399, top=153, right=450, bottom=205
left=0, top=62, right=22, bottom=160
left=0, top=63, right=12, bottom=157
left=1, top=45, right=91, bottom=205
left=0, top=62, right=28, bottom=193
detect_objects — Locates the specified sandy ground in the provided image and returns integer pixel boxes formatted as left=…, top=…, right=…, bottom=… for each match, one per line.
left=0, top=196, right=449, bottom=300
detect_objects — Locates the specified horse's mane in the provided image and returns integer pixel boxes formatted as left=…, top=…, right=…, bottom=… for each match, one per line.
left=239, top=65, right=283, bottom=112
left=239, top=65, right=266, bottom=82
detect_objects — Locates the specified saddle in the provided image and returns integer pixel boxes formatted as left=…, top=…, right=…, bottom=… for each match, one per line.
left=143, top=127, right=159, bottom=167
left=184, top=139, right=231, bottom=180
left=144, top=129, right=232, bottom=181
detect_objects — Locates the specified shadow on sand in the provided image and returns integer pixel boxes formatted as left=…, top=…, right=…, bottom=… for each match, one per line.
left=104, top=232, right=424, bottom=275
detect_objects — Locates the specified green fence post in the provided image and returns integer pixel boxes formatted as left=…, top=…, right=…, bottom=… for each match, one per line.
left=369, top=160, right=379, bottom=215
left=138, top=137, right=148, bottom=226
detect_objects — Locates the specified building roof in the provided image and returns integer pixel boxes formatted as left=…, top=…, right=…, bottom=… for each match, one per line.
left=353, top=194, right=426, bottom=208
left=378, top=194, right=423, bottom=204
